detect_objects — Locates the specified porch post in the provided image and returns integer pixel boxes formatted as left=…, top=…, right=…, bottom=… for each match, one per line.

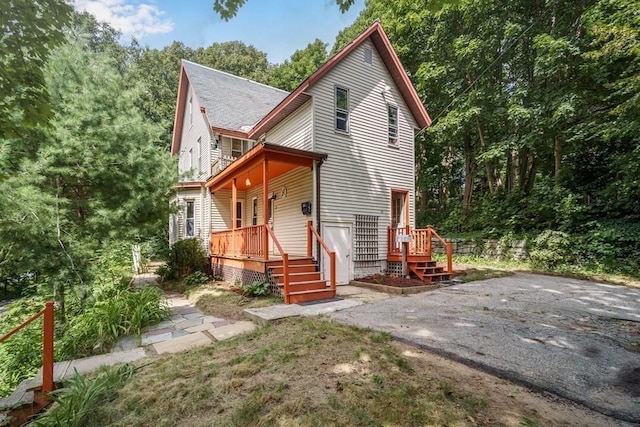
left=262, top=158, right=269, bottom=261
left=232, top=178, right=237, bottom=255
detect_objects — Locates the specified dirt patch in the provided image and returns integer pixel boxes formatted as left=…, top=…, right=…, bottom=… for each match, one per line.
left=85, top=318, right=624, bottom=427
left=188, top=283, right=280, bottom=320
left=356, top=273, right=426, bottom=287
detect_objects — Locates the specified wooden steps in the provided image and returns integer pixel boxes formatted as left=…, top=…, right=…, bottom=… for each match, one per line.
left=407, top=258, right=452, bottom=283
left=267, top=258, right=335, bottom=304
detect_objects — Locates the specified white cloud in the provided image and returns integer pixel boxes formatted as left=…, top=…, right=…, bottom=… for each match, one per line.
left=73, top=0, right=174, bottom=38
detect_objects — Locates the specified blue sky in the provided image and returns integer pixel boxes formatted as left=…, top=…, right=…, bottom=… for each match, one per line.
left=72, top=0, right=366, bottom=63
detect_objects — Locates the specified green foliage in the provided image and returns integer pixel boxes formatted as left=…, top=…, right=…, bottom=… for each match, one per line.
left=529, top=230, right=572, bottom=270
left=183, top=271, right=210, bottom=287
left=166, top=239, right=207, bottom=280
left=58, top=286, right=169, bottom=359
left=31, top=364, right=135, bottom=427
left=241, top=281, right=270, bottom=297
left=268, top=39, right=328, bottom=91
left=0, top=296, right=49, bottom=397
left=0, top=0, right=72, bottom=140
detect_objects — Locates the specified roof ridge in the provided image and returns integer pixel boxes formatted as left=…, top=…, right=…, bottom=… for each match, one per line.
left=181, top=59, right=289, bottom=94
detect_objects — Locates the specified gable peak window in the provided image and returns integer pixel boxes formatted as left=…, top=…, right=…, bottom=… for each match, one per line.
left=335, top=86, right=349, bottom=133
left=364, top=47, right=373, bottom=65
left=388, top=104, right=398, bottom=144
left=188, top=96, right=193, bottom=127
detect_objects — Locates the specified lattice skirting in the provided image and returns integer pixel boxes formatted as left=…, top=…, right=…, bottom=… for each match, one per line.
left=386, top=262, right=403, bottom=277
left=213, top=263, right=267, bottom=287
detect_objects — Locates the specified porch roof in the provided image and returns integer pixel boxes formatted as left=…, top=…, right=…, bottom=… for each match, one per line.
left=205, top=142, right=327, bottom=192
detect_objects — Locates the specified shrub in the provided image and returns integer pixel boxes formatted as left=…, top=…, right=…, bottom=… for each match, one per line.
left=0, top=296, right=48, bottom=397
left=529, top=230, right=572, bottom=270
left=165, top=238, right=207, bottom=280
left=57, top=286, right=169, bottom=358
left=183, top=271, right=210, bottom=287
left=31, top=364, right=134, bottom=427
left=242, top=281, right=270, bottom=297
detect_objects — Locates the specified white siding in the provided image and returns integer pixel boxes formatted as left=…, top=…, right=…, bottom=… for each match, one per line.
left=243, top=167, right=313, bottom=256
left=211, top=189, right=247, bottom=231
left=308, top=39, right=418, bottom=271
left=172, top=189, right=205, bottom=242
left=177, top=82, right=211, bottom=182
left=265, top=99, right=313, bottom=151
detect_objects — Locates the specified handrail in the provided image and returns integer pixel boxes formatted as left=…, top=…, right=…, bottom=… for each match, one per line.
left=426, top=226, right=453, bottom=273
left=265, top=225, right=291, bottom=303
left=0, top=301, right=55, bottom=394
left=307, top=221, right=336, bottom=291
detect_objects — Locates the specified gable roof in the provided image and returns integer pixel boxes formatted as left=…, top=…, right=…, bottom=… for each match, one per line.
left=171, top=22, right=430, bottom=155
left=171, top=61, right=288, bottom=154
left=247, top=21, right=431, bottom=139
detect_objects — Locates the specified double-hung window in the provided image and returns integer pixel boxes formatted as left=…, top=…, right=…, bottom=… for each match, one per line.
left=335, top=86, right=349, bottom=132
left=185, top=201, right=195, bottom=237
left=388, top=104, right=398, bottom=144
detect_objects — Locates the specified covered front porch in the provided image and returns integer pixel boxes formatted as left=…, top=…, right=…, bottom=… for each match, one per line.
left=206, top=142, right=336, bottom=303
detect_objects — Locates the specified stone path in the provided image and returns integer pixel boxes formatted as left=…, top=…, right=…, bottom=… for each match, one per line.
left=0, top=276, right=257, bottom=413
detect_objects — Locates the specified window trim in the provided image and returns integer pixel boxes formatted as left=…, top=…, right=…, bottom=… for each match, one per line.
left=185, top=200, right=195, bottom=237
left=335, top=85, right=349, bottom=133
left=197, top=137, right=202, bottom=173
left=251, top=197, right=258, bottom=226
left=387, top=104, right=399, bottom=145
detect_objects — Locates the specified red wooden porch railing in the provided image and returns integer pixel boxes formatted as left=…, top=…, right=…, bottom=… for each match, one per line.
left=210, top=225, right=265, bottom=258
left=387, top=226, right=453, bottom=273
left=306, top=221, right=336, bottom=291
left=0, top=301, right=55, bottom=394
left=264, top=226, right=291, bottom=303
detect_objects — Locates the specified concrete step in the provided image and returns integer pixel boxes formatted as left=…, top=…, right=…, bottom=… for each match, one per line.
left=25, top=348, right=146, bottom=391
left=288, top=289, right=336, bottom=304
left=0, top=380, right=33, bottom=411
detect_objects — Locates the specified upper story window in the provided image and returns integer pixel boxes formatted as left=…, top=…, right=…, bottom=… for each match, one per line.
left=335, top=86, right=349, bottom=133
left=231, top=138, right=253, bottom=158
left=388, top=104, right=398, bottom=144
left=188, top=148, right=193, bottom=169
left=188, top=96, right=193, bottom=127
left=197, top=137, right=202, bottom=172
left=364, top=47, right=373, bottom=65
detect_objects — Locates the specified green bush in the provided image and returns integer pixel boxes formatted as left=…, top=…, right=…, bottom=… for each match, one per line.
left=57, top=286, right=169, bottom=359
left=31, top=364, right=134, bottom=427
left=165, top=238, right=207, bottom=280
left=529, top=230, right=573, bottom=270
left=242, top=281, right=270, bottom=297
left=183, top=271, right=210, bottom=287
left=0, top=296, right=49, bottom=397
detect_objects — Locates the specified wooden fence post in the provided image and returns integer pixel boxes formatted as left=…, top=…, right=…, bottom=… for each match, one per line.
left=42, top=301, right=54, bottom=394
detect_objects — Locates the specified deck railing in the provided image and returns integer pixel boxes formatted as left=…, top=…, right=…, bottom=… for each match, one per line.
left=388, top=226, right=453, bottom=273
left=306, top=221, right=336, bottom=291
left=210, top=225, right=265, bottom=258
left=0, top=301, right=55, bottom=394
left=210, top=154, right=237, bottom=177
left=264, top=226, right=291, bottom=303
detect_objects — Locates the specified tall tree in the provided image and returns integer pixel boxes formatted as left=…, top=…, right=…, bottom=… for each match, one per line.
left=268, top=39, right=328, bottom=91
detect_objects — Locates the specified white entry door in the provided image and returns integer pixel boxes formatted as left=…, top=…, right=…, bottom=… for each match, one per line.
left=322, top=224, right=351, bottom=285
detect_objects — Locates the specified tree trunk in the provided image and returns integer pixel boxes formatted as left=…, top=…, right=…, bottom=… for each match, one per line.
left=476, top=118, right=496, bottom=195
left=554, top=135, right=561, bottom=185
left=506, top=149, right=516, bottom=192
left=463, top=132, right=475, bottom=215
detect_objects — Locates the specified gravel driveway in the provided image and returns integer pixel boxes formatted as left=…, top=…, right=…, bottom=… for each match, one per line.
left=330, top=273, right=640, bottom=423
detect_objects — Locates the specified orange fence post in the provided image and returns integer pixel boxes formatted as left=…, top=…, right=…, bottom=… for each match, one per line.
left=306, top=221, right=313, bottom=257
left=282, top=253, right=290, bottom=304
left=42, top=301, right=54, bottom=394
left=427, top=227, right=432, bottom=259
left=329, top=252, right=336, bottom=290
left=446, top=243, right=453, bottom=273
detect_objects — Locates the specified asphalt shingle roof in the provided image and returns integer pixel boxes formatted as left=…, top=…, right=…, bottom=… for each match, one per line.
left=182, top=60, right=289, bottom=132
